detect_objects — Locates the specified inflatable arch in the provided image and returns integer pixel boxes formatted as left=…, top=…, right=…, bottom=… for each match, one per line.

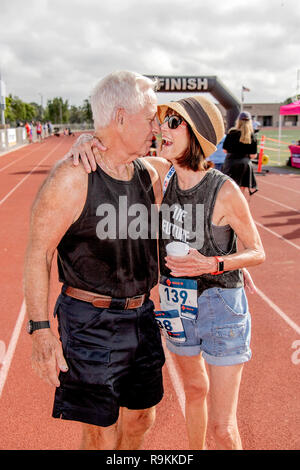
left=146, top=75, right=240, bottom=130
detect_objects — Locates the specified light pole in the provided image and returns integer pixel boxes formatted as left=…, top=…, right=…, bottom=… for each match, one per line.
left=0, top=72, right=6, bottom=126
left=38, top=93, right=43, bottom=120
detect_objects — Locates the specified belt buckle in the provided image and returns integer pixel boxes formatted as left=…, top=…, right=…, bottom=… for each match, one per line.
left=127, top=294, right=145, bottom=309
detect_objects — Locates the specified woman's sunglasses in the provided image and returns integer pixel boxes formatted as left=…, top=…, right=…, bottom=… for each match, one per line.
left=162, top=115, right=185, bottom=129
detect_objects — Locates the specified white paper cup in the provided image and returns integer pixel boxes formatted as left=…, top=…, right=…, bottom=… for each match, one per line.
left=166, top=241, right=189, bottom=257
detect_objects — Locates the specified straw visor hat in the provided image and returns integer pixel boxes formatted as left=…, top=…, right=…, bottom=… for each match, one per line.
left=157, top=96, right=225, bottom=159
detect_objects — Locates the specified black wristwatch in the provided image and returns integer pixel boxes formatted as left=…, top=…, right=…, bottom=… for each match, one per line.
left=27, top=320, right=50, bottom=335
left=211, top=256, right=225, bottom=275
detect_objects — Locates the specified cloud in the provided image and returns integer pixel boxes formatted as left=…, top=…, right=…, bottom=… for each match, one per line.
left=0, top=0, right=299, bottom=107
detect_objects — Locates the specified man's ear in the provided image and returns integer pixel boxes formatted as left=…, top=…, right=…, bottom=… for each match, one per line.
left=115, top=108, right=125, bottom=128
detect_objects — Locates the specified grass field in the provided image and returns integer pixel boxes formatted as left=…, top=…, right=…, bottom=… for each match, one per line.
left=257, top=127, right=300, bottom=168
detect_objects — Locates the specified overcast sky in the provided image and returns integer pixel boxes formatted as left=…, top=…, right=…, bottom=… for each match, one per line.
left=0, top=0, right=299, bottom=108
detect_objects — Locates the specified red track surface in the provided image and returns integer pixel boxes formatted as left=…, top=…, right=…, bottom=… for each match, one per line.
left=0, top=136, right=299, bottom=450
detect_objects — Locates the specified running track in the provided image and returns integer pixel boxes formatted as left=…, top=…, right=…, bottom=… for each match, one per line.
left=0, top=135, right=299, bottom=450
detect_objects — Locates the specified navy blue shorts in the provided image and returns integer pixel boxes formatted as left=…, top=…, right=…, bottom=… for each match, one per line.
left=52, top=291, right=165, bottom=427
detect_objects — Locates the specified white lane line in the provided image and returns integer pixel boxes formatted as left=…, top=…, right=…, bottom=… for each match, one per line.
left=0, top=141, right=63, bottom=207
left=0, top=145, right=44, bottom=173
left=260, top=180, right=300, bottom=195
left=0, top=144, right=28, bottom=159
left=255, top=194, right=300, bottom=215
left=163, top=343, right=186, bottom=418
left=256, top=288, right=300, bottom=336
left=0, top=341, right=6, bottom=365
left=0, top=300, right=26, bottom=398
left=255, top=219, right=300, bottom=251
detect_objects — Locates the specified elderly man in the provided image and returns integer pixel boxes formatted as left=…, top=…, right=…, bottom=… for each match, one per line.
left=24, top=71, right=166, bottom=450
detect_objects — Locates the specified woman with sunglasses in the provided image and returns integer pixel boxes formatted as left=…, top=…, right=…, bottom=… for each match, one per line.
left=67, top=95, right=265, bottom=450
left=154, top=97, right=264, bottom=450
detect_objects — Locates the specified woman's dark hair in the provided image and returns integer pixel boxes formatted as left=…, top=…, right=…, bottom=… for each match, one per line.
left=176, top=121, right=213, bottom=172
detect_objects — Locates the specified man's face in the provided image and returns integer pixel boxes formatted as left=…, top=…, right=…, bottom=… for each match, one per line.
left=121, top=95, right=160, bottom=159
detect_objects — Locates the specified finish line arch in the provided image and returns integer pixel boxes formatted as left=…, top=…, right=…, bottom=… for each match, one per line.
left=146, top=75, right=241, bottom=130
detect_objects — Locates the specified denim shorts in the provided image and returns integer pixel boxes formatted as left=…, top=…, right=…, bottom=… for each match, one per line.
left=165, top=287, right=252, bottom=366
left=52, top=290, right=165, bottom=427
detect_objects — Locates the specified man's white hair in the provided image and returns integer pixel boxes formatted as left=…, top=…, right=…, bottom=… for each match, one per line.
left=91, top=71, right=157, bottom=130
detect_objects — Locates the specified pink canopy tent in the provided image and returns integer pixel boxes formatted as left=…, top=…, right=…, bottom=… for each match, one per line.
left=280, top=100, right=300, bottom=115
left=278, top=100, right=300, bottom=164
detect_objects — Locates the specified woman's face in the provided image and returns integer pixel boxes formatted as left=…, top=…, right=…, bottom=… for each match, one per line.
left=160, top=111, right=190, bottom=163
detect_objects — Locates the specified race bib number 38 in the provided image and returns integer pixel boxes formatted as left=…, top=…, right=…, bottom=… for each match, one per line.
left=154, top=310, right=186, bottom=342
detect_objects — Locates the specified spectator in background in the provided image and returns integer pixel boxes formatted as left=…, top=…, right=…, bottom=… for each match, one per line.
left=43, top=122, right=48, bottom=136
left=251, top=117, right=261, bottom=133
left=222, top=111, right=258, bottom=200
left=47, top=121, right=53, bottom=136
left=25, top=121, right=32, bottom=143
left=207, top=135, right=226, bottom=171
left=36, top=121, right=43, bottom=142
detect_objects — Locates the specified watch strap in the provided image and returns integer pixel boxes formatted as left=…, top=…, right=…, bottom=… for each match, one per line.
left=27, top=320, right=50, bottom=334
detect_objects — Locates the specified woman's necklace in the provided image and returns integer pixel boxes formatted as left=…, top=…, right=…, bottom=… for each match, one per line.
left=99, top=154, right=131, bottom=180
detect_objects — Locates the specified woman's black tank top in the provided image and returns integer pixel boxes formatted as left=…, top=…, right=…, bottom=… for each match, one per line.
left=159, top=168, right=243, bottom=295
left=57, top=159, right=158, bottom=298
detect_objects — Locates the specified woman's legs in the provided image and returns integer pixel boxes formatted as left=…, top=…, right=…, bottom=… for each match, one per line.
left=171, top=352, right=209, bottom=450
left=208, top=363, right=244, bottom=450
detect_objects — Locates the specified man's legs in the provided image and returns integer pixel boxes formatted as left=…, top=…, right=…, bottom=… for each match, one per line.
left=172, top=353, right=209, bottom=450
left=208, top=363, right=244, bottom=450
left=80, top=422, right=119, bottom=450
left=79, top=407, right=156, bottom=450
left=116, top=406, right=156, bottom=450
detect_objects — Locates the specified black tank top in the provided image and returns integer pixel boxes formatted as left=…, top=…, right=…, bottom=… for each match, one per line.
left=57, top=159, right=158, bottom=298
left=159, top=168, right=243, bottom=295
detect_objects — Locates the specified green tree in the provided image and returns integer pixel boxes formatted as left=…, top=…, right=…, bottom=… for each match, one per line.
left=30, top=102, right=43, bottom=121
left=45, top=97, right=70, bottom=123
left=69, top=105, right=82, bottom=123
left=81, top=98, right=93, bottom=124
left=284, top=94, right=300, bottom=104
left=4, top=94, right=37, bottom=124
left=4, top=95, right=16, bottom=123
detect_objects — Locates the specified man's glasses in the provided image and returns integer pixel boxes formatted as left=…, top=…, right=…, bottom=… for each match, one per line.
left=162, top=115, right=184, bottom=129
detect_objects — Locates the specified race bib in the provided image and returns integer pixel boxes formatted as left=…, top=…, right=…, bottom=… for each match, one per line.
left=159, top=277, right=198, bottom=312
left=156, top=277, right=198, bottom=343
left=154, top=309, right=186, bottom=343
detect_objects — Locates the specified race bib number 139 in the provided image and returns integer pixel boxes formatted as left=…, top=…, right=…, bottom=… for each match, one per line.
left=159, top=277, right=198, bottom=312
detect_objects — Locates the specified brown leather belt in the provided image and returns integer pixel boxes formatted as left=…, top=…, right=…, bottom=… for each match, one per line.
left=65, top=286, right=147, bottom=310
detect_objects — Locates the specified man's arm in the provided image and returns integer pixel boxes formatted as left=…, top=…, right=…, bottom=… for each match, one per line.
left=24, top=159, right=88, bottom=387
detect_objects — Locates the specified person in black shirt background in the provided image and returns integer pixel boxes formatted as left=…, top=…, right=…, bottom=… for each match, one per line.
left=222, top=111, right=258, bottom=200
